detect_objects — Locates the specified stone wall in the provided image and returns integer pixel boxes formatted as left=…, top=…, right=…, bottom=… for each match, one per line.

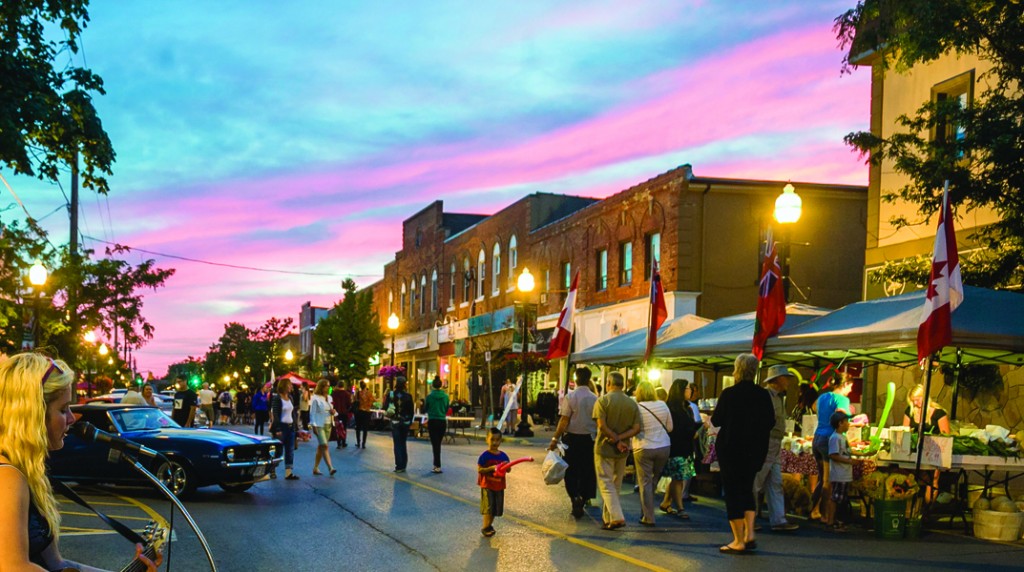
left=871, top=364, right=1024, bottom=434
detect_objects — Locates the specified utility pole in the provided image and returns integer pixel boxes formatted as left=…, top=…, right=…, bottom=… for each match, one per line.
left=68, top=149, right=80, bottom=364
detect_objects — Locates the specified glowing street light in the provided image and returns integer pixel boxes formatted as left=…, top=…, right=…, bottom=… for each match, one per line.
left=284, top=349, right=294, bottom=362
left=773, top=183, right=803, bottom=302
left=98, top=343, right=109, bottom=357
left=515, top=268, right=536, bottom=437
left=387, top=313, right=400, bottom=367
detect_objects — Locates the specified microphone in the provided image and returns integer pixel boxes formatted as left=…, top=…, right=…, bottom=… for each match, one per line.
left=71, top=422, right=160, bottom=459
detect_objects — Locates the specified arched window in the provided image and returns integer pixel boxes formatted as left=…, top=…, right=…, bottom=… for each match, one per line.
left=420, top=273, right=427, bottom=315
left=400, top=282, right=407, bottom=318
left=431, top=269, right=439, bottom=312
left=508, top=235, right=518, bottom=281
left=462, top=258, right=471, bottom=303
left=477, top=250, right=486, bottom=299
left=449, top=263, right=456, bottom=308
left=492, top=242, right=501, bottom=295
left=388, top=289, right=394, bottom=315
left=403, top=278, right=411, bottom=317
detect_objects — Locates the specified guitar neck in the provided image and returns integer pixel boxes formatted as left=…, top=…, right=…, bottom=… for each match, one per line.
left=121, top=545, right=157, bottom=572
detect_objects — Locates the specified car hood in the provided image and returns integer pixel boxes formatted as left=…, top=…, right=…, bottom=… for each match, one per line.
left=126, top=428, right=276, bottom=446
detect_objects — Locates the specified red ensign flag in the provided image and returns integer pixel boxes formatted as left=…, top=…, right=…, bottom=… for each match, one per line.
left=917, top=182, right=964, bottom=363
left=546, top=271, right=579, bottom=360
left=644, top=259, right=668, bottom=363
left=752, top=233, right=786, bottom=360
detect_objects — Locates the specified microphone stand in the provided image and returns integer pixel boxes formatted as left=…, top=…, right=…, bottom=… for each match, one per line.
left=122, top=453, right=218, bottom=572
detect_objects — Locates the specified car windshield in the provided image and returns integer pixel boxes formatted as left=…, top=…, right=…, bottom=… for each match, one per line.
left=110, top=408, right=180, bottom=432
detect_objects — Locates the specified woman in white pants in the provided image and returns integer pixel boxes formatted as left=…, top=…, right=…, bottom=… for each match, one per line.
left=632, top=381, right=673, bottom=526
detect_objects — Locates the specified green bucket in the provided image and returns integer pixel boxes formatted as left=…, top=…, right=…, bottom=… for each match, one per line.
left=905, top=517, right=922, bottom=539
left=874, top=499, right=907, bottom=539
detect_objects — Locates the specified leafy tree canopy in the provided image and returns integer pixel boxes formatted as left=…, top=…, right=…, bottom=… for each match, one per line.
left=313, top=278, right=384, bottom=383
left=836, top=1, right=1024, bottom=289
left=1, top=0, right=115, bottom=192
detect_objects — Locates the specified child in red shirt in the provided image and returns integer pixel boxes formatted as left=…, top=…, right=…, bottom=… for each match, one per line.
left=478, top=428, right=511, bottom=537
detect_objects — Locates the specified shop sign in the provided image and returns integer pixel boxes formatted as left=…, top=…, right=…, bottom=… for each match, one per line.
left=453, top=319, right=469, bottom=339
left=468, top=314, right=493, bottom=336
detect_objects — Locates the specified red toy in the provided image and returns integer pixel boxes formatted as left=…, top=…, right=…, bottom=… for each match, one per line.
left=493, top=456, right=534, bottom=478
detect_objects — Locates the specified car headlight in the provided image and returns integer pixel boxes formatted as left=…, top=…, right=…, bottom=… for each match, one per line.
left=225, top=448, right=235, bottom=462
left=268, top=445, right=277, bottom=457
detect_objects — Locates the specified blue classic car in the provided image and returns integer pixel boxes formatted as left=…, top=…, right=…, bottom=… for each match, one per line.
left=50, top=403, right=282, bottom=497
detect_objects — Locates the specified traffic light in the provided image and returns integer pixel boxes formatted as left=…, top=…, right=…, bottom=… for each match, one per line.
left=189, top=374, right=202, bottom=389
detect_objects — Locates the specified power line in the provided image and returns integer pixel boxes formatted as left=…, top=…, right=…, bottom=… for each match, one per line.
left=82, top=234, right=382, bottom=279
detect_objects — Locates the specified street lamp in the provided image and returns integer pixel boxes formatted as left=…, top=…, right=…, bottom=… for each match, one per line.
left=284, top=349, right=294, bottom=362
left=387, top=313, right=400, bottom=367
left=773, top=183, right=802, bottom=302
left=515, top=268, right=535, bottom=437
left=28, top=260, right=47, bottom=347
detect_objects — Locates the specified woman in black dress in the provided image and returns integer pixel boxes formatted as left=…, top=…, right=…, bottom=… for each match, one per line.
left=711, top=354, right=775, bottom=554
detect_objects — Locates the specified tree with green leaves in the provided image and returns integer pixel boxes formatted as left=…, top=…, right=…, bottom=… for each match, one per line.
left=313, top=279, right=385, bottom=383
left=165, top=356, right=204, bottom=384
left=836, top=1, right=1024, bottom=289
left=1, top=0, right=114, bottom=192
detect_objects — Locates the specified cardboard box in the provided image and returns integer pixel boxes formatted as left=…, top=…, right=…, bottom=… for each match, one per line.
left=801, top=414, right=817, bottom=439
left=889, top=428, right=913, bottom=461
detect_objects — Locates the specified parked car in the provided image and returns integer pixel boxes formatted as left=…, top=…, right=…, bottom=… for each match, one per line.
left=51, top=403, right=282, bottom=497
left=87, top=392, right=173, bottom=411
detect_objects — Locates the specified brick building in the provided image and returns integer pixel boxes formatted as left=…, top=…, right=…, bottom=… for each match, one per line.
left=368, top=164, right=867, bottom=407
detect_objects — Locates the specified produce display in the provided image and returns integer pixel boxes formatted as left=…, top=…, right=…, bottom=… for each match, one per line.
left=949, top=424, right=1022, bottom=458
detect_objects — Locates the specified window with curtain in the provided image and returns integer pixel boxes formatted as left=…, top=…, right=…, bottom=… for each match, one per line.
left=492, top=242, right=501, bottom=295
left=508, top=235, right=518, bottom=280
left=477, top=250, right=486, bottom=299
left=596, top=249, right=608, bottom=291
left=449, top=263, right=456, bottom=308
left=431, top=269, right=438, bottom=312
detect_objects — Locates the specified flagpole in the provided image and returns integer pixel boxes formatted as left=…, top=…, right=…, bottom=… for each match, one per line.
left=914, top=355, right=935, bottom=471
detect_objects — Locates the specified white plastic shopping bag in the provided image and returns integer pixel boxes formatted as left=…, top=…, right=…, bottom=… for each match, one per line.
left=541, top=445, right=569, bottom=485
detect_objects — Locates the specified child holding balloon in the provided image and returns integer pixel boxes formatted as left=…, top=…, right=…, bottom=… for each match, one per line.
left=478, top=428, right=511, bottom=537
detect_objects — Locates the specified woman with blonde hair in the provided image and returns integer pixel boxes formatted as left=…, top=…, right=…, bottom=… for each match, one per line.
left=903, top=383, right=950, bottom=435
left=632, top=381, right=673, bottom=526
left=270, top=377, right=300, bottom=480
left=310, top=379, right=337, bottom=476
left=0, top=352, right=161, bottom=571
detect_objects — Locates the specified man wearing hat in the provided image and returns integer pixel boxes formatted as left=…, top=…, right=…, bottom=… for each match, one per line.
left=754, top=365, right=800, bottom=532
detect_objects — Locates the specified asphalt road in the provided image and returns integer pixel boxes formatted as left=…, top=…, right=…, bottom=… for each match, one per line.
left=58, top=426, right=1024, bottom=572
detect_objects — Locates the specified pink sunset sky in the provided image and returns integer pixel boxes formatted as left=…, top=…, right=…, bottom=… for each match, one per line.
left=8, top=1, right=870, bottom=376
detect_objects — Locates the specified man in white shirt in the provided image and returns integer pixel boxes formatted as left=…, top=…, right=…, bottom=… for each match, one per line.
left=549, top=368, right=599, bottom=518
left=198, top=383, right=217, bottom=428
left=121, top=385, right=146, bottom=405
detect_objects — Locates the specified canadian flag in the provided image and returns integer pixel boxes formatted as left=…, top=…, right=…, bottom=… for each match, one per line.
left=752, top=231, right=787, bottom=361
left=644, top=258, right=668, bottom=363
left=546, top=271, right=579, bottom=360
left=917, top=181, right=964, bottom=363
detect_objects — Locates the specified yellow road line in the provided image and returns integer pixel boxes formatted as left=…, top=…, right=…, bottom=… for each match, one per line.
left=59, top=499, right=134, bottom=507
left=379, top=469, right=671, bottom=572
left=61, top=510, right=153, bottom=521
left=109, top=491, right=170, bottom=532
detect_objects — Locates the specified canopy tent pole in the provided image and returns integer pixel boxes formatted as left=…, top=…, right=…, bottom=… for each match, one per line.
left=914, top=356, right=936, bottom=471
left=950, top=347, right=963, bottom=420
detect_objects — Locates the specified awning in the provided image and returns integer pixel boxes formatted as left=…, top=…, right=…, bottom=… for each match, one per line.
left=767, top=286, right=1024, bottom=366
left=574, top=314, right=712, bottom=366
left=652, top=304, right=832, bottom=369
left=264, top=372, right=316, bottom=388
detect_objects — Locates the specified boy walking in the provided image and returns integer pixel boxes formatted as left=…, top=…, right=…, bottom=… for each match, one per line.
left=478, top=428, right=511, bottom=537
left=827, top=411, right=853, bottom=532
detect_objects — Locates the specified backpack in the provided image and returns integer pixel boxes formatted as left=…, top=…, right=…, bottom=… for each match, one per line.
left=219, top=392, right=231, bottom=406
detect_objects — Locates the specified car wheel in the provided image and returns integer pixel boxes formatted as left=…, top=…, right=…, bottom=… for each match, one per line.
left=219, top=482, right=254, bottom=493
left=156, top=458, right=196, bottom=497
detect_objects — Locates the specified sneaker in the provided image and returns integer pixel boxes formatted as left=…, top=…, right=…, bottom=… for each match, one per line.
left=394, top=468, right=406, bottom=473
left=285, top=474, right=300, bottom=481
left=771, top=522, right=800, bottom=532
left=482, top=526, right=496, bottom=537
left=432, top=467, right=443, bottom=474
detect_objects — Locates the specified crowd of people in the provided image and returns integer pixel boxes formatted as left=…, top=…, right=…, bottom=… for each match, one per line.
left=4, top=346, right=916, bottom=563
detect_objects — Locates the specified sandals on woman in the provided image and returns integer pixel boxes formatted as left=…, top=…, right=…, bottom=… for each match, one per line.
left=658, top=504, right=678, bottom=515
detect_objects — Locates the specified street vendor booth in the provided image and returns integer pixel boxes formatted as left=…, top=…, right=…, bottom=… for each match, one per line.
left=654, top=286, right=1024, bottom=540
